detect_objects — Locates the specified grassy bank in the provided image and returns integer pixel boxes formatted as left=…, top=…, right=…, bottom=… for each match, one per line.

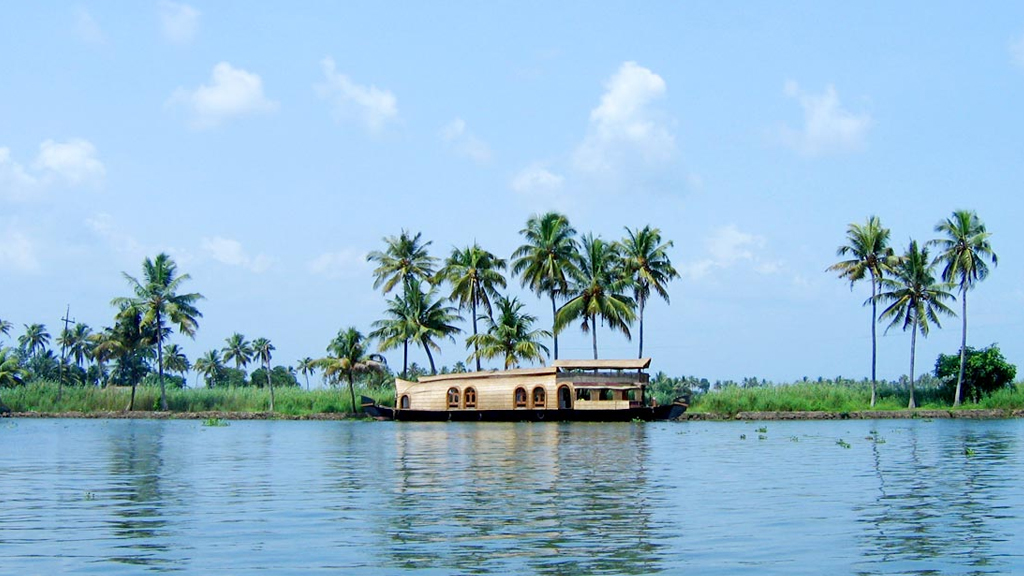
left=1, top=381, right=394, bottom=416
left=689, top=382, right=1024, bottom=416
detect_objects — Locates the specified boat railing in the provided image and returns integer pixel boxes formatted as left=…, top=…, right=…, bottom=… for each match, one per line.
left=556, top=372, right=649, bottom=385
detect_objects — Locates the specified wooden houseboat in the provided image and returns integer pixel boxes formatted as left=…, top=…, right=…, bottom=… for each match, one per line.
left=362, top=358, right=687, bottom=422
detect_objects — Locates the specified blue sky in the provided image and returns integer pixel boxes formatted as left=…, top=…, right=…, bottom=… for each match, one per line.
left=3, top=2, right=1023, bottom=384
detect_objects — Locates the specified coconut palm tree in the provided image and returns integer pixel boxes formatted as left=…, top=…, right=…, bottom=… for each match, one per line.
left=319, top=328, right=385, bottom=413
left=93, top=308, right=156, bottom=410
left=297, top=357, right=316, bottom=390
left=827, top=216, right=898, bottom=407
left=511, top=212, right=580, bottom=360
left=0, top=318, right=12, bottom=342
left=162, top=343, right=190, bottom=387
left=876, top=241, right=955, bottom=409
left=467, top=295, right=551, bottom=369
left=57, top=323, right=93, bottom=374
left=929, top=210, right=998, bottom=406
left=556, top=234, right=636, bottom=360
left=252, top=337, right=275, bottom=411
left=111, top=253, right=204, bottom=411
left=194, top=349, right=224, bottom=388
left=18, top=323, right=50, bottom=359
left=370, top=289, right=419, bottom=378
left=222, top=333, right=253, bottom=375
left=437, top=243, right=507, bottom=371
left=619, top=225, right=678, bottom=359
left=0, top=347, right=27, bottom=387
left=367, top=230, right=438, bottom=295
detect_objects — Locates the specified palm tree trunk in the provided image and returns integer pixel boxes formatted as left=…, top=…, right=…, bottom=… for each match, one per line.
left=592, top=314, right=598, bottom=360
left=266, top=360, right=274, bottom=412
left=472, top=297, right=480, bottom=372
left=424, top=342, right=437, bottom=375
left=954, top=290, right=968, bottom=406
left=348, top=374, right=357, bottom=414
left=304, top=372, right=310, bottom=391
left=156, top=312, right=167, bottom=411
left=402, top=339, right=409, bottom=378
left=870, top=272, right=877, bottom=408
left=127, top=377, right=137, bottom=411
left=908, top=320, right=917, bottom=409
left=550, top=293, right=558, bottom=360
left=638, top=298, right=646, bottom=359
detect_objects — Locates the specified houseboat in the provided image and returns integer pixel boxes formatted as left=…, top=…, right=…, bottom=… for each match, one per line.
left=362, top=358, right=687, bottom=422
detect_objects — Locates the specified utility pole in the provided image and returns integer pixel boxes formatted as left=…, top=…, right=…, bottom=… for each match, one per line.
left=58, top=305, right=75, bottom=402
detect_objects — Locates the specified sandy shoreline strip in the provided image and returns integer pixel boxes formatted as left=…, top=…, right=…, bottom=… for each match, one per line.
left=4, top=409, right=1024, bottom=420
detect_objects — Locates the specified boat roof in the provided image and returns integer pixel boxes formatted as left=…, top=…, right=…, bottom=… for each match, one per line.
left=553, top=358, right=651, bottom=370
left=406, top=358, right=651, bottom=385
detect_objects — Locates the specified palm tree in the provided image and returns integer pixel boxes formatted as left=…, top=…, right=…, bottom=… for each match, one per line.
left=929, top=210, right=998, bottom=406
left=467, top=295, right=551, bottom=369
left=408, top=283, right=462, bottom=375
left=111, top=253, right=204, bottom=411
left=0, top=347, right=27, bottom=387
left=876, top=241, right=956, bottom=409
left=511, top=212, right=580, bottom=360
left=18, top=323, right=50, bottom=358
left=252, top=338, right=275, bottom=411
left=367, top=230, right=438, bottom=295
left=222, top=333, right=253, bottom=374
left=370, top=290, right=419, bottom=377
left=163, top=343, right=190, bottom=387
left=319, top=327, right=385, bottom=413
left=297, top=357, right=317, bottom=390
left=92, top=308, right=156, bottom=410
left=0, top=318, right=12, bottom=342
left=556, top=234, right=636, bottom=360
left=827, top=216, right=898, bottom=407
left=57, top=323, right=93, bottom=374
left=619, top=225, right=678, bottom=359
left=194, top=349, right=224, bottom=388
left=437, top=243, right=507, bottom=371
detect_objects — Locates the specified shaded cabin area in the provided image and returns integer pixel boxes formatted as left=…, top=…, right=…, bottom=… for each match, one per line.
left=394, top=359, right=653, bottom=414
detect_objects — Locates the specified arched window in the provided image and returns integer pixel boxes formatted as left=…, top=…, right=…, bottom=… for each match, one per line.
left=514, top=387, right=528, bottom=408
left=400, top=395, right=410, bottom=409
left=447, top=387, right=460, bottom=409
left=464, top=387, right=477, bottom=409
left=532, top=386, right=546, bottom=409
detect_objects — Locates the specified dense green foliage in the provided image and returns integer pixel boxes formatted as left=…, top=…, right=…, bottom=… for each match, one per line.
left=935, top=345, right=1016, bottom=403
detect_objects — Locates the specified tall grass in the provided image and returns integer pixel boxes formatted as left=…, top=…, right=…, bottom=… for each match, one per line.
left=0, top=380, right=394, bottom=416
left=688, top=381, right=1021, bottom=416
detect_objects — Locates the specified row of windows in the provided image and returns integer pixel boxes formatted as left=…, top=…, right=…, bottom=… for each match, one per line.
left=396, top=385, right=634, bottom=411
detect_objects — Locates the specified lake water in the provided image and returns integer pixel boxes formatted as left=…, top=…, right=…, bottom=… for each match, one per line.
left=1, top=418, right=1022, bottom=575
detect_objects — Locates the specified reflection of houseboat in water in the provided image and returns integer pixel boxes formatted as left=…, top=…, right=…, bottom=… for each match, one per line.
left=363, top=358, right=687, bottom=422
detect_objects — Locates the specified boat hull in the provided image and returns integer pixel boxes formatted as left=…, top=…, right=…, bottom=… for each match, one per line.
left=361, top=397, right=686, bottom=422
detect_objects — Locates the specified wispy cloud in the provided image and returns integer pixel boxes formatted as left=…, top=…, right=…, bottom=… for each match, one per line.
left=308, top=248, right=369, bottom=278
left=1, top=139, right=105, bottom=201
left=159, top=1, right=200, bottom=45
left=316, top=57, right=398, bottom=134
left=1011, top=32, right=1024, bottom=68
left=680, top=225, right=781, bottom=280
left=0, top=228, right=40, bottom=272
left=440, top=118, right=491, bottom=163
left=168, top=62, right=278, bottom=129
left=780, top=81, right=872, bottom=156
left=74, top=7, right=106, bottom=45
left=573, top=61, right=675, bottom=174
left=202, top=236, right=271, bottom=273
left=510, top=163, right=564, bottom=196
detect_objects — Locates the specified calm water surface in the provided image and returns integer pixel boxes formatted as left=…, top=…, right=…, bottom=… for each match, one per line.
left=1, top=418, right=1022, bottom=574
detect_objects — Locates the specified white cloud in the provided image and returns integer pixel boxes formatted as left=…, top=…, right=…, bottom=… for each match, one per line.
left=159, top=1, right=200, bottom=45
left=1011, top=33, right=1024, bottom=68
left=75, top=8, right=106, bottom=45
left=680, top=225, right=780, bottom=280
left=86, top=213, right=143, bottom=254
left=202, top=236, right=271, bottom=273
left=169, top=62, right=277, bottom=128
left=308, top=248, right=368, bottom=278
left=573, top=61, right=675, bottom=174
left=0, top=228, right=40, bottom=272
left=510, top=163, right=564, bottom=196
left=780, top=81, right=872, bottom=156
left=2, top=140, right=104, bottom=200
left=316, top=57, right=398, bottom=134
left=440, top=118, right=491, bottom=163
left=33, top=139, right=105, bottom=186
